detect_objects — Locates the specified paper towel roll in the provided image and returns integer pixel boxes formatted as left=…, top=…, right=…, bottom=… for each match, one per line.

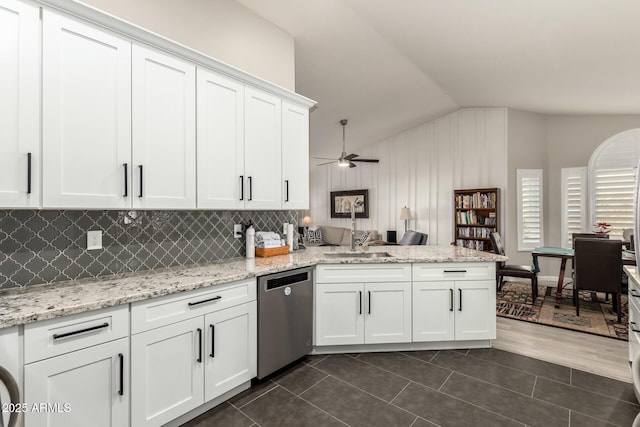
left=286, top=223, right=294, bottom=251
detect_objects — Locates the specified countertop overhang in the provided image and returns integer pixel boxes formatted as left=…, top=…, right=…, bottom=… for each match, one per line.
left=0, top=245, right=507, bottom=329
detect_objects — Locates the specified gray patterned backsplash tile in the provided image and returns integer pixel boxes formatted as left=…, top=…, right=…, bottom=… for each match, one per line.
left=0, top=210, right=298, bottom=289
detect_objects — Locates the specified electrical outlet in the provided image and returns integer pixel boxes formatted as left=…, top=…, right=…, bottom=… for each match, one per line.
left=233, top=224, right=243, bottom=239
left=87, top=230, right=103, bottom=250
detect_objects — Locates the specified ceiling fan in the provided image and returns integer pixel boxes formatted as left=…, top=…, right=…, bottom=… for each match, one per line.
left=314, top=119, right=380, bottom=168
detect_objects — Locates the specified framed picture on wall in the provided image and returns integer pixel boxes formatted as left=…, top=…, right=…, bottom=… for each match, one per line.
left=330, top=189, right=369, bottom=218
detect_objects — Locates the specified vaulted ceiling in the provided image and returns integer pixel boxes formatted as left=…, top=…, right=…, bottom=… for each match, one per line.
left=237, top=0, right=640, bottom=159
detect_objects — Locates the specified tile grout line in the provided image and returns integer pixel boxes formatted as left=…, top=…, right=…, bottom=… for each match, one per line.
left=229, top=381, right=277, bottom=410
left=437, top=371, right=454, bottom=392
left=408, top=415, right=419, bottom=427
left=293, top=374, right=330, bottom=397
left=390, top=381, right=412, bottom=404
left=530, top=376, right=537, bottom=398
left=353, top=354, right=450, bottom=392
left=291, top=376, right=351, bottom=427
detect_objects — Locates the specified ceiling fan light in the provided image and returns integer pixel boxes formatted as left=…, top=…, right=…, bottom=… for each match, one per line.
left=338, top=158, right=350, bottom=167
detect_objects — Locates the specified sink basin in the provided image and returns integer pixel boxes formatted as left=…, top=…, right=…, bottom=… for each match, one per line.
left=323, top=252, right=394, bottom=259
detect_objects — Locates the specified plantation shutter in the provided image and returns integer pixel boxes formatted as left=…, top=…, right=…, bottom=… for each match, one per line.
left=560, top=167, right=587, bottom=248
left=592, top=168, right=635, bottom=240
left=517, top=169, right=544, bottom=251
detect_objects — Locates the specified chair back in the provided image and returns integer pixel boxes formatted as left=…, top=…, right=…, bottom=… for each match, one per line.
left=399, top=230, right=428, bottom=245
left=623, top=228, right=634, bottom=241
left=571, top=232, right=608, bottom=248
left=574, top=238, right=622, bottom=293
left=489, top=232, right=505, bottom=256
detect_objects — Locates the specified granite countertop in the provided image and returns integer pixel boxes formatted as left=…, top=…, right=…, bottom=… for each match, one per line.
left=0, top=245, right=507, bottom=329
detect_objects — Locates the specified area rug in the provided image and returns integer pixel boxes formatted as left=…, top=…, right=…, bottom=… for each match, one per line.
left=496, top=281, right=628, bottom=341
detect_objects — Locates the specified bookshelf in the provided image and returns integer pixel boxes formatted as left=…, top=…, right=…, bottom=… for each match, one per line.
left=454, top=188, right=499, bottom=252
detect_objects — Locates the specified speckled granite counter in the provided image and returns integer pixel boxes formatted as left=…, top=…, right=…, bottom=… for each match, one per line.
left=0, top=245, right=506, bottom=329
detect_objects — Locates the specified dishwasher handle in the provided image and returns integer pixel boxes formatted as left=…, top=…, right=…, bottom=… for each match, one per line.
left=264, top=271, right=311, bottom=291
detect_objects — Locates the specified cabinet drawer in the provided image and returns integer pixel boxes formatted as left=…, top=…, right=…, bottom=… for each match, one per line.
left=412, top=262, right=495, bottom=281
left=131, top=278, right=256, bottom=334
left=316, top=264, right=411, bottom=283
left=24, top=305, right=129, bottom=364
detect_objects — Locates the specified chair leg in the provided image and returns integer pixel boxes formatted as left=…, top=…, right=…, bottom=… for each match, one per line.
left=576, top=291, right=580, bottom=317
left=498, top=275, right=504, bottom=292
left=616, top=292, right=622, bottom=324
left=531, top=275, right=537, bottom=303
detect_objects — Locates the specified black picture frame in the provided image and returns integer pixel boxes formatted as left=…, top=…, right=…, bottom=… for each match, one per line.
left=330, top=189, right=369, bottom=218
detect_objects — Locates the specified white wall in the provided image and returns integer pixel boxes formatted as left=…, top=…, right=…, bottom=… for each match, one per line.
left=309, top=108, right=508, bottom=244
left=82, top=0, right=295, bottom=90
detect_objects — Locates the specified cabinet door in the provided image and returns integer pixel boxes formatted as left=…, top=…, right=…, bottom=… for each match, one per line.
left=42, top=10, right=131, bottom=209
left=204, top=302, right=257, bottom=402
left=131, top=317, right=204, bottom=427
left=0, top=0, right=39, bottom=208
left=24, top=338, right=129, bottom=427
left=315, top=283, right=364, bottom=346
left=364, top=282, right=412, bottom=344
left=132, top=44, right=196, bottom=209
left=455, top=280, right=496, bottom=341
left=413, top=281, right=455, bottom=342
left=244, top=87, right=282, bottom=209
left=196, top=69, right=245, bottom=209
left=281, top=101, right=309, bottom=209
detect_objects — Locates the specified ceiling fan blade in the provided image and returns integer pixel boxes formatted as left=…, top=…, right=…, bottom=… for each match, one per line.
left=316, top=160, right=337, bottom=166
left=313, top=157, right=338, bottom=161
left=349, top=162, right=357, bottom=168
left=344, top=153, right=359, bottom=160
left=351, top=158, right=379, bottom=163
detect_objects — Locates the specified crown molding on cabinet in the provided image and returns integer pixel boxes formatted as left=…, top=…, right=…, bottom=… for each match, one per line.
left=36, top=0, right=317, bottom=110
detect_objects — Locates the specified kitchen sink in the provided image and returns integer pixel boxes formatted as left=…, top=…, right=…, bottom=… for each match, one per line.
left=323, top=252, right=394, bottom=258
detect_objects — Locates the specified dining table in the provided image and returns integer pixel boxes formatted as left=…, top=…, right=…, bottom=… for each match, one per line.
left=531, top=246, right=636, bottom=306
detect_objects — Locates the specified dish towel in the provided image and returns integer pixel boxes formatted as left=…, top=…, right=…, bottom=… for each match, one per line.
left=255, top=240, right=283, bottom=248
left=255, top=232, right=282, bottom=243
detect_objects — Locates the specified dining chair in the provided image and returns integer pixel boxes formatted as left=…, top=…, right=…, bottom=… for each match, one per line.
left=574, top=238, right=623, bottom=323
left=489, top=232, right=538, bottom=302
left=398, top=230, right=428, bottom=245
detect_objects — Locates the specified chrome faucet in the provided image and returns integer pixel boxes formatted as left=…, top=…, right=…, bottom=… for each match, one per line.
left=350, top=198, right=364, bottom=251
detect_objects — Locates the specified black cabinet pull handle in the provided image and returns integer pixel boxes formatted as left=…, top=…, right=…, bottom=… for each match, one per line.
left=631, top=289, right=640, bottom=298
left=123, top=163, right=128, bottom=197
left=444, top=270, right=467, bottom=273
left=631, top=321, right=640, bottom=333
left=285, top=180, right=289, bottom=202
left=118, top=353, right=124, bottom=396
left=27, top=153, right=32, bottom=194
left=240, top=175, right=244, bottom=201
left=359, top=291, right=362, bottom=314
left=449, top=289, right=454, bottom=311
left=248, top=176, right=252, bottom=201
left=368, top=290, right=371, bottom=314
left=458, top=289, right=462, bottom=311
left=138, top=165, right=143, bottom=198
left=210, top=324, right=215, bottom=358
left=197, top=328, right=202, bottom=363
left=188, top=295, right=222, bottom=306
left=53, top=322, right=109, bottom=340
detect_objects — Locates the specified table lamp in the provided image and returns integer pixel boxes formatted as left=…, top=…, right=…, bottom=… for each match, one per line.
left=400, top=207, right=411, bottom=232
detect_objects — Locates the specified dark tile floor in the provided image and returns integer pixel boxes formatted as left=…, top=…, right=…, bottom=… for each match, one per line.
left=181, top=348, right=639, bottom=427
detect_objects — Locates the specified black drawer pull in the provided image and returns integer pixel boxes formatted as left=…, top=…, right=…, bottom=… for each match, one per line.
left=118, top=353, right=124, bottom=396
left=123, top=163, right=128, bottom=197
left=444, top=270, right=467, bottom=273
left=53, top=322, right=109, bottom=340
left=449, top=289, right=454, bottom=311
left=240, top=175, right=244, bottom=201
left=631, top=321, right=640, bottom=333
left=248, top=176, right=253, bottom=201
left=285, top=180, right=289, bottom=202
left=197, top=328, right=203, bottom=363
left=458, top=289, right=462, bottom=311
left=359, top=291, right=362, bottom=314
left=188, top=295, right=222, bottom=306
left=368, top=290, right=371, bottom=314
left=631, top=289, right=640, bottom=298
left=27, top=153, right=32, bottom=194
left=210, top=324, right=215, bottom=358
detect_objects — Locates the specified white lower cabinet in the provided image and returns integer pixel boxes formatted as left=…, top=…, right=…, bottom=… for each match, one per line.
left=131, top=279, right=257, bottom=427
left=412, top=263, right=496, bottom=342
left=23, top=305, right=130, bottom=427
left=315, top=265, right=413, bottom=347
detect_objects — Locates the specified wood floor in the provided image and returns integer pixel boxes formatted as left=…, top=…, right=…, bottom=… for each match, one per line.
left=494, top=316, right=631, bottom=383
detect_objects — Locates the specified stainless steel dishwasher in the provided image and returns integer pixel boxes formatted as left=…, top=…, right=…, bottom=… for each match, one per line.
left=257, top=266, right=313, bottom=379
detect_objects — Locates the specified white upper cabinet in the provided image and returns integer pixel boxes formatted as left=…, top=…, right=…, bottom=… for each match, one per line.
left=42, top=10, right=132, bottom=209
left=132, top=44, right=196, bottom=209
left=244, top=87, right=282, bottom=209
left=0, top=0, right=39, bottom=208
left=196, top=69, right=245, bottom=209
left=281, top=101, right=310, bottom=209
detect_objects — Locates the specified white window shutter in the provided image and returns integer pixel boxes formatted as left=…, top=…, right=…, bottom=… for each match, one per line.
left=560, top=167, right=587, bottom=248
left=517, top=169, right=544, bottom=251
left=592, top=168, right=635, bottom=239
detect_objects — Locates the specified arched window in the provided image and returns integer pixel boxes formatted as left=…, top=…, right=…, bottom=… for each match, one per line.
left=588, top=129, right=640, bottom=239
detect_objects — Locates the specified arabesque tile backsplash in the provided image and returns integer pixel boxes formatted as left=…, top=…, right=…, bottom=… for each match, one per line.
left=0, top=210, right=297, bottom=289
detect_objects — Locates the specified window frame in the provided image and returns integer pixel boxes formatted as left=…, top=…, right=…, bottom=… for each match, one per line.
left=517, top=168, right=544, bottom=251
